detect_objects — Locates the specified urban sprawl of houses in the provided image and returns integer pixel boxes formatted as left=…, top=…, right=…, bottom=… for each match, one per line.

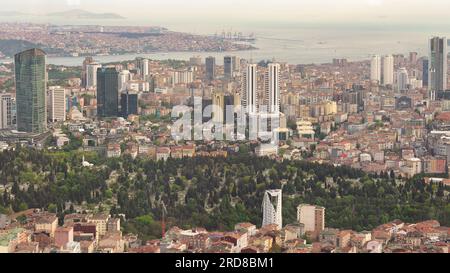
left=0, top=28, right=450, bottom=253
left=0, top=206, right=449, bottom=253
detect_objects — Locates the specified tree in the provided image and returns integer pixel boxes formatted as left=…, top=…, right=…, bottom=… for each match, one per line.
left=48, top=203, right=57, bottom=213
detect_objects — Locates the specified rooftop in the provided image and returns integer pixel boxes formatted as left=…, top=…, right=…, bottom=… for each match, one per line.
left=0, top=228, right=25, bottom=247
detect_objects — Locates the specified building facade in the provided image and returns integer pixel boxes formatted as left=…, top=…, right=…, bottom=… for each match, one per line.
left=242, top=64, right=258, bottom=114
left=382, top=55, right=394, bottom=86
left=297, top=204, right=325, bottom=235
left=429, top=37, right=447, bottom=92
left=120, top=90, right=139, bottom=118
left=135, top=57, right=149, bottom=79
left=370, top=55, right=381, bottom=83
left=262, top=189, right=282, bottom=229
left=205, top=56, right=216, bottom=81
left=86, top=62, right=102, bottom=89
left=265, top=63, right=281, bottom=114
left=224, top=56, right=233, bottom=79
left=47, top=87, right=66, bottom=122
left=97, top=67, right=119, bottom=117
left=0, top=93, right=14, bottom=129
left=15, top=48, right=47, bottom=133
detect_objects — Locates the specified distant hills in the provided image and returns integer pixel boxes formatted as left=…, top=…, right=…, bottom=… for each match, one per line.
left=0, top=40, right=39, bottom=57
left=0, top=9, right=125, bottom=20
left=46, top=9, right=125, bottom=20
left=0, top=40, right=64, bottom=57
left=0, top=11, right=31, bottom=17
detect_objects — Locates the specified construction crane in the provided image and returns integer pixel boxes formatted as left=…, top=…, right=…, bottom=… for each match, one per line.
left=161, top=201, right=167, bottom=239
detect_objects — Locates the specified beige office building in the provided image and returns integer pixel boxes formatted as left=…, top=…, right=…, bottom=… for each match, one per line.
left=297, top=204, right=325, bottom=234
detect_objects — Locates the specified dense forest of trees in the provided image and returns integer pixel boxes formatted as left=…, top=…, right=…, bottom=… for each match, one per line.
left=0, top=147, right=449, bottom=239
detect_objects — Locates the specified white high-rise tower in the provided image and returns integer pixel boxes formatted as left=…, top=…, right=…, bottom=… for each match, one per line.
left=396, top=67, right=409, bottom=91
left=262, top=189, right=282, bottom=229
left=382, top=55, right=394, bottom=86
left=242, top=64, right=258, bottom=114
left=86, top=62, right=101, bottom=89
left=265, top=63, right=280, bottom=114
left=118, top=70, right=132, bottom=91
left=370, top=55, right=381, bottom=83
left=136, top=57, right=149, bottom=79
left=47, top=87, right=66, bottom=122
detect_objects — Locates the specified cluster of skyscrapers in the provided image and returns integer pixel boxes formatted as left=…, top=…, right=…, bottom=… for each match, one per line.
left=203, top=55, right=240, bottom=82
left=241, top=63, right=281, bottom=115
left=370, top=54, right=394, bottom=86
left=239, top=62, right=282, bottom=144
left=82, top=57, right=142, bottom=118
left=0, top=49, right=144, bottom=135
left=4, top=36, right=447, bottom=137
left=370, top=36, right=448, bottom=96
left=5, top=49, right=69, bottom=134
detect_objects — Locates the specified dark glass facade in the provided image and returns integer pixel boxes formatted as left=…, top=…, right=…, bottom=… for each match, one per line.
left=120, top=91, right=138, bottom=117
left=224, top=56, right=233, bottom=79
left=205, top=56, right=216, bottom=81
left=97, top=67, right=119, bottom=117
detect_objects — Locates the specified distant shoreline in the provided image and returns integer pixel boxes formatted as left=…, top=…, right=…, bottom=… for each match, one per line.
left=0, top=22, right=256, bottom=60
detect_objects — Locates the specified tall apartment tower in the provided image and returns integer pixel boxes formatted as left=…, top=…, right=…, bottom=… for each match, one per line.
left=120, top=90, right=138, bottom=118
left=224, top=56, right=233, bottom=79
left=82, top=56, right=94, bottom=88
left=382, top=55, right=394, bottom=86
left=135, top=57, right=149, bottom=79
left=97, top=67, right=119, bottom=117
left=396, top=67, right=409, bottom=91
left=47, top=87, right=66, bottom=122
left=409, top=52, right=418, bottom=64
left=265, top=63, right=281, bottom=113
left=422, top=58, right=429, bottom=88
left=118, top=70, right=132, bottom=91
left=297, top=204, right=325, bottom=235
left=429, top=37, right=448, bottom=92
left=212, top=90, right=225, bottom=124
left=0, top=93, right=13, bottom=129
left=205, top=56, right=216, bottom=81
left=15, top=48, right=47, bottom=134
left=86, top=62, right=102, bottom=89
left=370, top=55, right=381, bottom=83
left=232, top=56, right=240, bottom=72
left=242, top=64, right=258, bottom=114
left=262, top=189, right=282, bottom=229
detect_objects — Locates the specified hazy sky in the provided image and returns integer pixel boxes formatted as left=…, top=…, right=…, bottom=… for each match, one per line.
left=4, top=0, right=450, bottom=28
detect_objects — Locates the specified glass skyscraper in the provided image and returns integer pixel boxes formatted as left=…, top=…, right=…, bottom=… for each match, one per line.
left=14, top=48, right=47, bottom=133
left=120, top=90, right=138, bottom=118
left=223, top=56, right=233, bottom=79
left=422, top=58, right=429, bottom=88
left=429, top=37, right=447, bottom=92
left=205, top=56, right=216, bottom=81
left=97, top=67, right=119, bottom=117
